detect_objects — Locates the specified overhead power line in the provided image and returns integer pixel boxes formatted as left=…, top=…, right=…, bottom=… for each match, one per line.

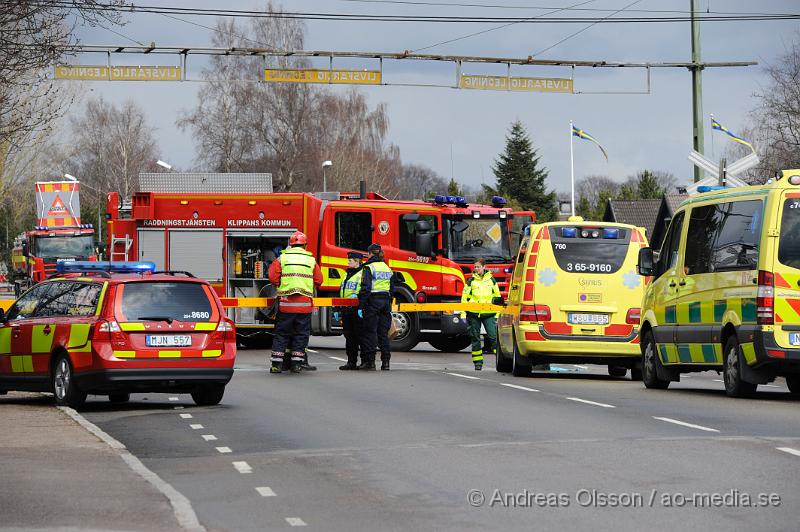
left=23, top=1, right=800, bottom=23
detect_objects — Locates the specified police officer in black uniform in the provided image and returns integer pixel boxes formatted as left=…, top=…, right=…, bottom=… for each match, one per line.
left=337, top=251, right=366, bottom=370
left=358, top=244, right=394, bottom=370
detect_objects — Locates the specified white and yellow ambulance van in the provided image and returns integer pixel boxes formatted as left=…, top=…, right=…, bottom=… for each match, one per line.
left=638, top=172, right=800, bottom=397
left=497, top=218, right=647, bottom=378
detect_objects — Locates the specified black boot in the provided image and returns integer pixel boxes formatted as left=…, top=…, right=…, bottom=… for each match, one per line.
left=380, top=358, right=390, bottom=371
left=339, top=363, right=359, bottom=370
left=358, top=358, right=376, bottom=371
left=301, top=354, right=317, bottom=371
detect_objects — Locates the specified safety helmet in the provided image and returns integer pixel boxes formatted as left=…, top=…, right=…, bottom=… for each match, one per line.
left=289, top=231, right=308, bottom=246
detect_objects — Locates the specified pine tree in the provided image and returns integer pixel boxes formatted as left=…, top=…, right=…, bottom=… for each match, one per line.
left=447, top=178, right=462, bottom=196
left=636, top=170, right=665, bottom=199
left=492, top=121, right=557, bottom=221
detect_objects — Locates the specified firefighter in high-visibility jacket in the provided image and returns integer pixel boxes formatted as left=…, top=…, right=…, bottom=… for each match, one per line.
left=460, top=257, right=501, bottom=371
left=268, top=231, right=323, bottom=373
left=336, top=251, right=366, bottom=370
left=358, top=243, right=394, bottom=371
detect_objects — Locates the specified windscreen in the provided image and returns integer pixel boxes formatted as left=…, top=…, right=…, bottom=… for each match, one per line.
left=118, top=282, right=214, bottom=322
left=447, top=217, right=512, bottom=263
left=548, top=226, right=631, bottom=274
left=35, top=235, right=94, bottom=259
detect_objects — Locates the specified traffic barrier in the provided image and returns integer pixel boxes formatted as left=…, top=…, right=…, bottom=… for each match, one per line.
left=218, top=297, right=501, bottom=313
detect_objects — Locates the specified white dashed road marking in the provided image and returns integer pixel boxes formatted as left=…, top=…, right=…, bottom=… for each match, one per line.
left=713, top=379, right=724, bottom=383
left=777, top=447, right=800, bottom=458
left=500, top=383, right=540, bottom=392
left=329, top=356, right=347, bottom=362
left=169, top=397, right=179, bottom=401
left=653, top=416, right=719, bottom=433
left=216, top=447, right=232, bottom=454
left=445, top=372, right=481, bottom=380
left=286, top=518, right=307, bottom=527
left=179, top=413, right=192, bottom=419
left=202, top=435, right=217, bottom=441
left=233, top=461, right=252, bottom=474
left=256, top=487, right=277, bottom=497
left=566, top=397, right=615, bottom=408
left=173, top=406, right=184, bottom=410
left=190, top=424, right=204, bottom=430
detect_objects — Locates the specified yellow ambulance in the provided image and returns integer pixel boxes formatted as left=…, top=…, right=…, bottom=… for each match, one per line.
left=497, top=218, right=647, bottom=378
left=638, top=172, right=800, bottom=397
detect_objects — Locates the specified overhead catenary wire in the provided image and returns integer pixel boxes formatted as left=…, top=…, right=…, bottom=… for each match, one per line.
left=18, top=1, right=800, bottom=23
left=410, top=0, right=600, bottom=53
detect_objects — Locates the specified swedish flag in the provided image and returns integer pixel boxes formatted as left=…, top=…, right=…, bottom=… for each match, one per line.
left=572, top=124, right=608, bottom=161
left=710, top=115, right=755, bottom=153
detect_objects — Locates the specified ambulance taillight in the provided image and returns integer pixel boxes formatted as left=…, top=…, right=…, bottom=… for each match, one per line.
left=756, top=270, right=775, bottom=325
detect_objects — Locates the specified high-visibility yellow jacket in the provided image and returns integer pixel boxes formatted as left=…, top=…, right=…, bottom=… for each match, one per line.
left=460, top=271, right=500, bottom=317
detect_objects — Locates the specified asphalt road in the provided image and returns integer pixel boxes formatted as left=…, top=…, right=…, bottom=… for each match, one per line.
left=80, top=338, right=800, bottom=531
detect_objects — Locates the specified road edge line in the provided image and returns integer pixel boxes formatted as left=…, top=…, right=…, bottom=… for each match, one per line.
left=59, top=406, right=205, bottom=532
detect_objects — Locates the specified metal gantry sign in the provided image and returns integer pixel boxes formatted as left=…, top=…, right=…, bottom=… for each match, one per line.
left=48, top=44, right=757, bottom=95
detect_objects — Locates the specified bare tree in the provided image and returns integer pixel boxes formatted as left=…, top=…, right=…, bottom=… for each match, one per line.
left=575, top=175, right=620, bottom=208
left=63, top=97, right=160, bottom=210
left=395, top=164, right=449, bottom=200
left=178, top=3, right=403, bottom=196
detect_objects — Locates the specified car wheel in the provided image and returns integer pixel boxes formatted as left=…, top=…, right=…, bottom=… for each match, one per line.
left=723, top=336, right=757, bottom=398
left=511, top=332, right=531, bottom=377
left=608, top=365, right=628, bottom=378
left=52, top=354, right=87, bottom=408
left=192, top=384, right=225, bottom=406
left=109, top=393, right=130, bottom=403
left=641, top=331, right=669, bottom=390
left=495, top=335, right=513, bottom=373
left=786, top=375, right=800, bottom=397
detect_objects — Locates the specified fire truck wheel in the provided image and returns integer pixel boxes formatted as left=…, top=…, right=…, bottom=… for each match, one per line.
left=192, top=384, right=226, bottom=406
left=108, top=393, right=130, bottom=403
left=52, top=353, right=87, bottom=409
left=390, top=309, right=419, bottom=352
left=428, top=335, right=471, bottom=353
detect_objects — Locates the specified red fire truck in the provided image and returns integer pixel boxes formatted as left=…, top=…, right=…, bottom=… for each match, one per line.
left=105, top=174, right=534, bottom=351
left=10, top=181, right=96, bottom=296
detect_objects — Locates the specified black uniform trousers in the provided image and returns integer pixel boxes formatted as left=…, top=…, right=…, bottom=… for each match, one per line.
left=361, top=293, right=392, bottom=363
left=341, top=310, right=363, bottom=366
left=272, top=312, right=312, bottom=356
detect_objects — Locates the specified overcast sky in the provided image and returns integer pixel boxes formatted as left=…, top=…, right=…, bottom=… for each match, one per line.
left=70, top=0, right=799, bottom=194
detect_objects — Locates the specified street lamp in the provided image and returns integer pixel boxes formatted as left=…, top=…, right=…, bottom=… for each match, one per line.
left=322, top=160, right=332, bottom=192
left=63, top=174, right=103, bottom=240
left=156, top=160, right=173, bottom=171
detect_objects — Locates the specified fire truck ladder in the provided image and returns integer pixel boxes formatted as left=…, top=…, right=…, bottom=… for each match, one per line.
left=110, top=234, right=133, bottom=261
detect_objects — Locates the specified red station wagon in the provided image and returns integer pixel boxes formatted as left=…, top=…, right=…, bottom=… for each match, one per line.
left=0, top=262, right=236, bottom=408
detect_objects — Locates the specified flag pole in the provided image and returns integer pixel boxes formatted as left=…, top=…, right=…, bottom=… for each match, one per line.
left=569, top=120, right=575, bottom=217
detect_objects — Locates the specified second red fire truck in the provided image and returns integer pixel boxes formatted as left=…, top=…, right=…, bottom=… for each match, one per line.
left=106, top=173, right=533, bottom=351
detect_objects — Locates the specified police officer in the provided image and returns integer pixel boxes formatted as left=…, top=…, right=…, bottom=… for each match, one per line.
left=358, top=243, right=394, bottom=371
left=267, top=231, right=322, bottom=373
left=337, top=251, right=365, bottom=370
left=460, top=257, right=501, bottom=370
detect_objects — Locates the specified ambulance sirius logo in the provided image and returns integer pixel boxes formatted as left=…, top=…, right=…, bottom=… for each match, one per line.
left=47, top=195, right=69, bottom=216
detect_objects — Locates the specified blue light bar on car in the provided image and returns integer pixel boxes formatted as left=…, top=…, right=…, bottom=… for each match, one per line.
left=57, top=261, right=156, bottom=273
left=562, top=227, right=577, bottom=238
left=434, top=195, right=447, bottom=204
left=697, top=185, right=725, bottom=193
left=603, top=228, right=620, bottom=239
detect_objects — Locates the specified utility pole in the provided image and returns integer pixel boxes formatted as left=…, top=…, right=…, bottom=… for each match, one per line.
left=691, top=0, right=704, bottom=182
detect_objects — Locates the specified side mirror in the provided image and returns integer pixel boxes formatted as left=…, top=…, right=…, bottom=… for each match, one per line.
left=452, top=221, right=469, bottom=233
left=97, top=242, right=107, bottom=253
left=638, top=247, right=655, bottom=276
left=415, top=233, right=434, bottom=258
left=21, top=242, right=28, bottom=256
left=402, top=213, right=420, bottom=223
left=415, top=220, right=432, bottom=233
